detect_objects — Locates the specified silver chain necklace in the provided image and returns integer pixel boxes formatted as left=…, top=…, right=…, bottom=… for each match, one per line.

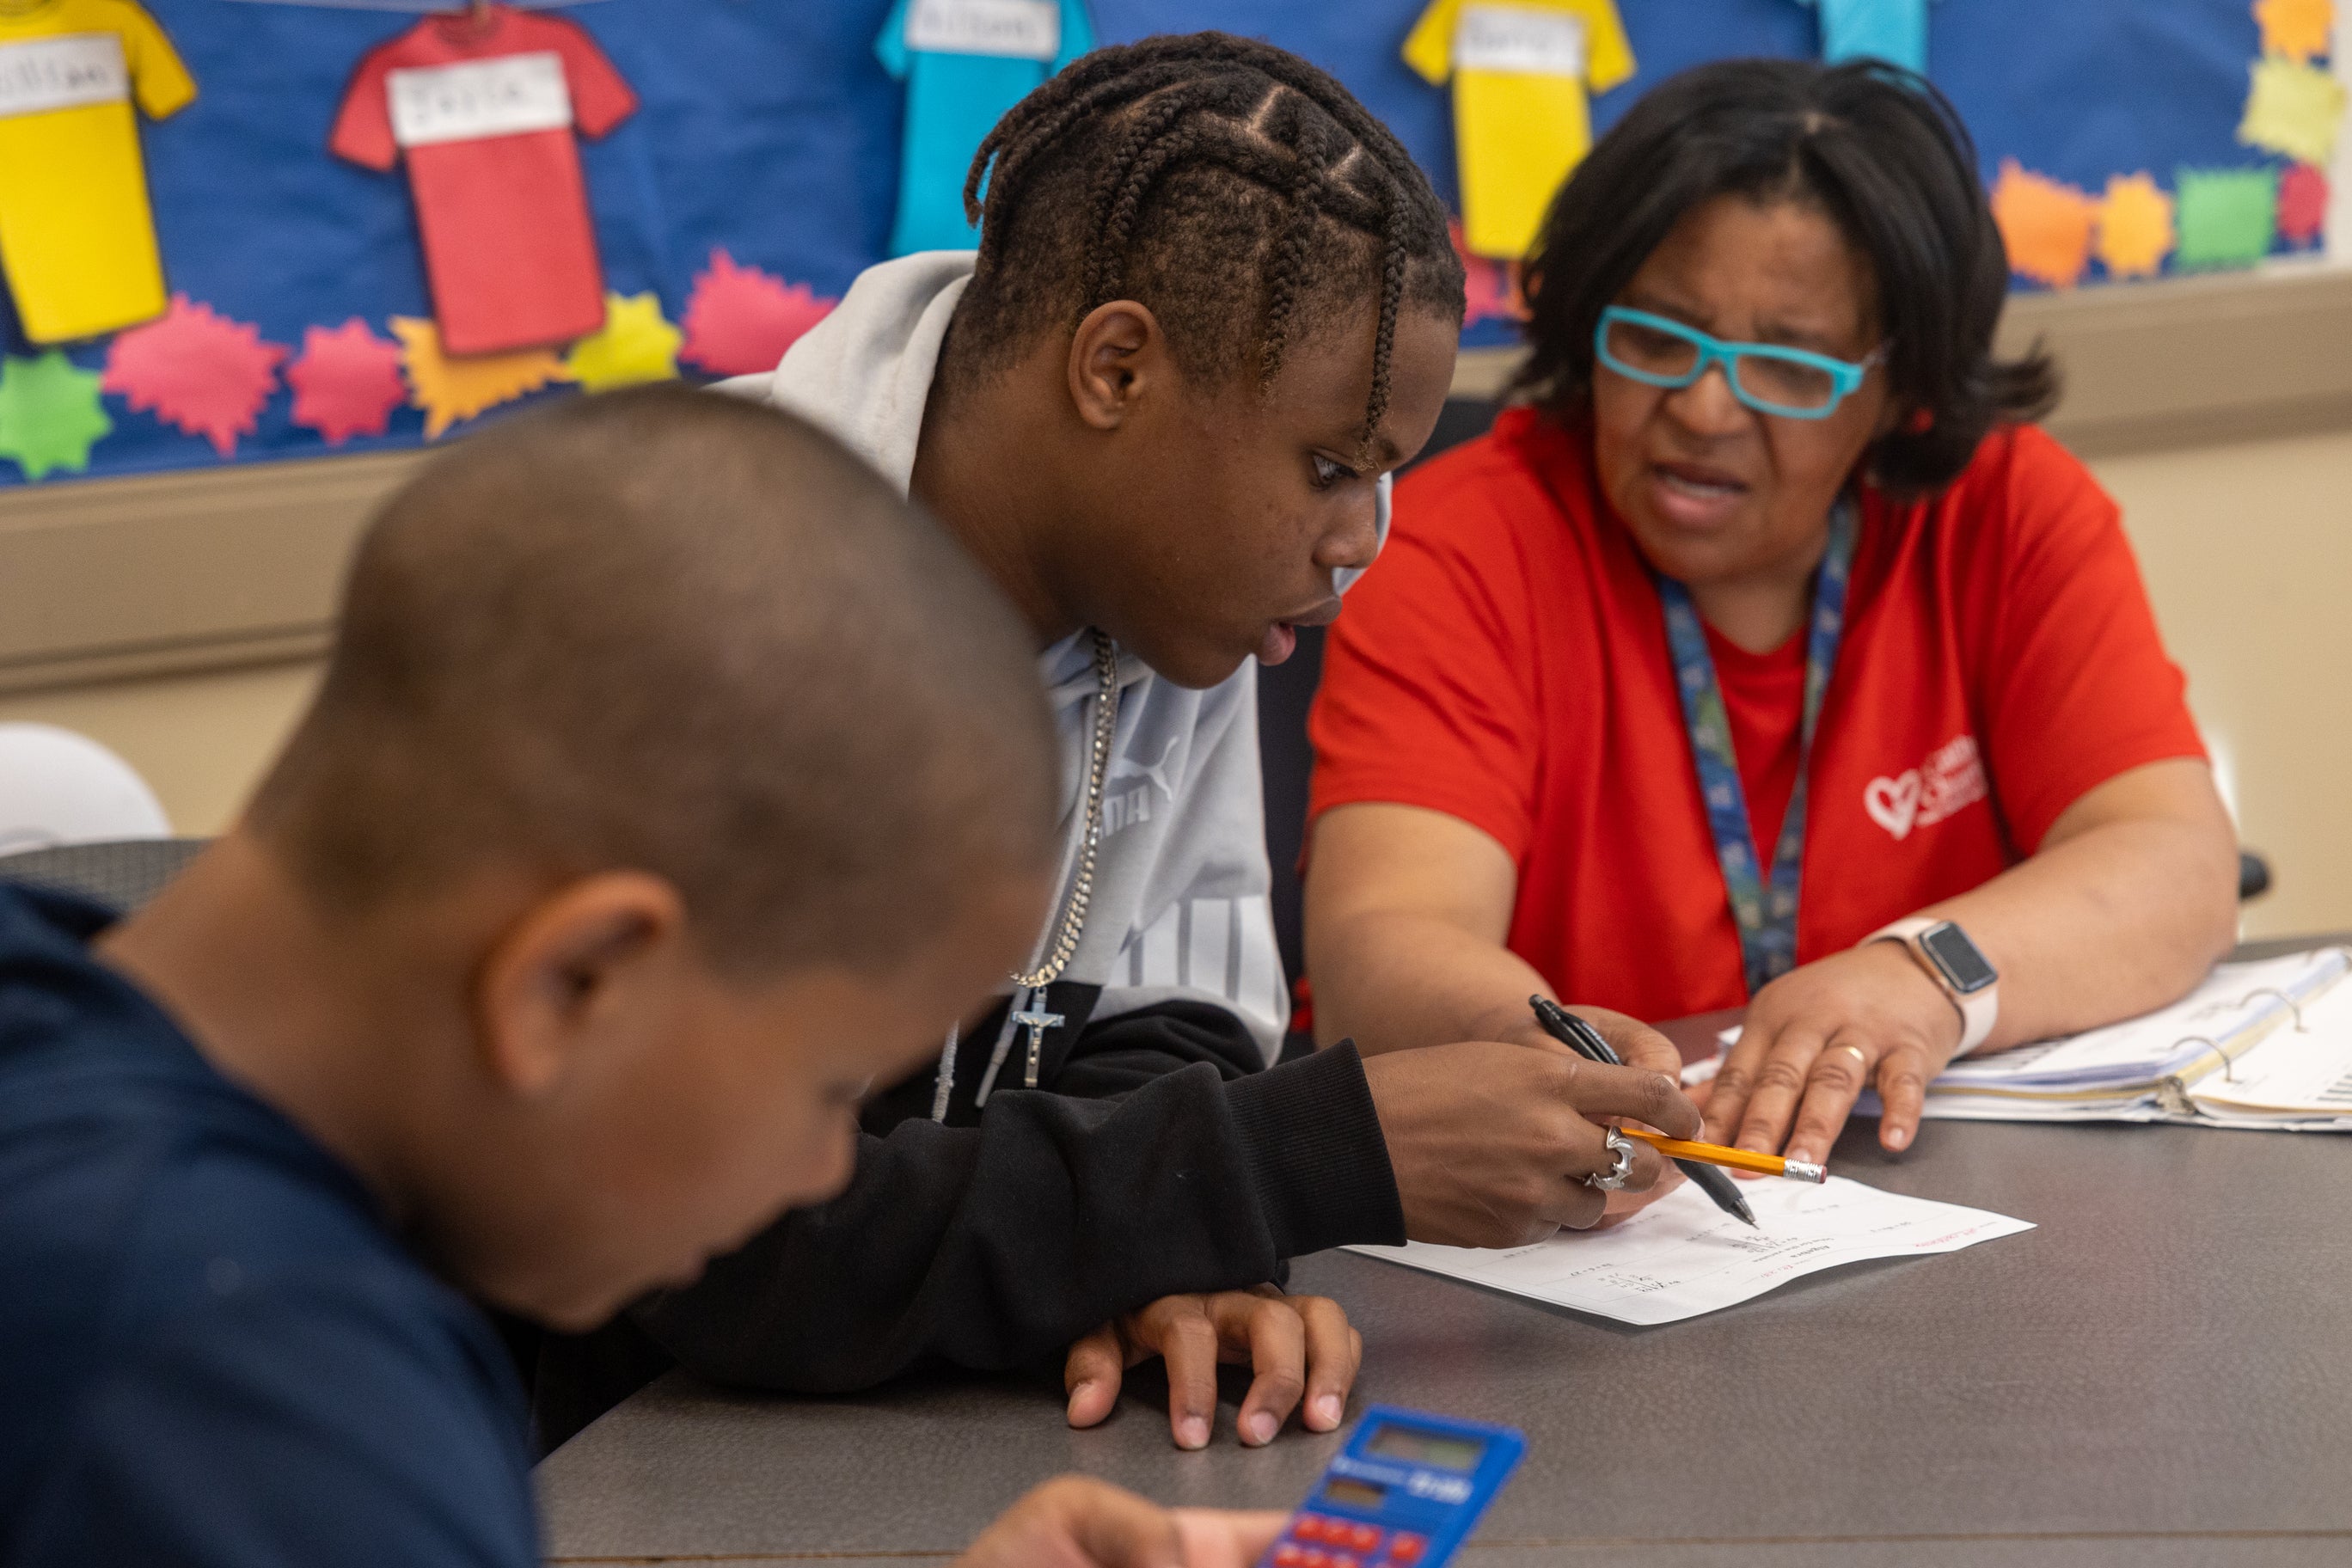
left=1010, top=628, right=1121, bottom=989
left=933, top=629, right=1122, bottom=1120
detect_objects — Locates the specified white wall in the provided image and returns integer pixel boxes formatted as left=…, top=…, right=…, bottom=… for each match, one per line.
left=2091, top=426, right=2352, bottom=940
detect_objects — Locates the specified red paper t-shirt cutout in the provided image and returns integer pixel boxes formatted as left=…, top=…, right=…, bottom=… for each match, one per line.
left=330, top=4, right=637, bottom=356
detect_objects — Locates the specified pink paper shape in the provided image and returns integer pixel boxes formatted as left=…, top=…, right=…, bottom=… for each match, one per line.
left=287, top=318, right=408, bottom=444
left=101, top=296, right=285, bottom=456
left=1453, top=220, right=1522, bottom=327
left=2279, top=162, right=2330, bottom=248
left=679, top=250, right=836, bottom=377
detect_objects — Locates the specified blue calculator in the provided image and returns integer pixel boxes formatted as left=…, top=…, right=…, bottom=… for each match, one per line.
left=1257, top=1405, right=1526, bottom=1568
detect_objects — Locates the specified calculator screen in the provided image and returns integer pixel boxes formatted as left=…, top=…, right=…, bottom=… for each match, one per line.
left=1365, top=1422, right=1485, bottom=1472
left=1320, top=1477, right=1389, bottom=1510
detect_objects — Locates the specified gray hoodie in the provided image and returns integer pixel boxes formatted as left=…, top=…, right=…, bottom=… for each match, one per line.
left=724, top=250, right=1389, bottom=1075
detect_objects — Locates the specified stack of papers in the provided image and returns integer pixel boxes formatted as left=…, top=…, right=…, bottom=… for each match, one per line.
left=1908, top=948, right=2352, bottom=1128
left=1349, top=1177, right=2032, bottom=1326
left=1713, top=948, right=2352, bottom=1130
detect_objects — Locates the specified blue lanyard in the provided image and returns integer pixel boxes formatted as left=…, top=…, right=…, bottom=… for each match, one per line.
left=1656, top=499, right=1857, bottom=997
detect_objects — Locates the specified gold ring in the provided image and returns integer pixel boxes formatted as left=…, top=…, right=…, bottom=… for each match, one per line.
left=1830, top=1044, right=1870, bottom=1066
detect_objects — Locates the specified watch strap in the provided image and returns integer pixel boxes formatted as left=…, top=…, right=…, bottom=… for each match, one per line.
left=1865, top=916, right=1998, bottom=1054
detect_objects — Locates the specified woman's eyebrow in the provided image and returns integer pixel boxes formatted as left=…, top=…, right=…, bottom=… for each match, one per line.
left=1749, top=316, right=1858, bottom=354
left=1620, top=289, right=1711, bottom=329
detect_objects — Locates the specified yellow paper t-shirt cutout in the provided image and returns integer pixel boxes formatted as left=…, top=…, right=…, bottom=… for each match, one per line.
left=1405, top=0, right=1635, bottom=260
left=0, top=0, right=196, bottom=344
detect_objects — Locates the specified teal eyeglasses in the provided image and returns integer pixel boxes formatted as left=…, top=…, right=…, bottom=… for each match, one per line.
left=1594, top=306, right=1887, bottom=420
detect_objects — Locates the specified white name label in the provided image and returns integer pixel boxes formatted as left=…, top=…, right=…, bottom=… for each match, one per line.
left=388, top=52, right=573, bottom=148
left=0, top=34, right=129, bottom=119
left=906, top=0, right=1060, bottom=61
left=1455, top=4, right=1587, bottom=77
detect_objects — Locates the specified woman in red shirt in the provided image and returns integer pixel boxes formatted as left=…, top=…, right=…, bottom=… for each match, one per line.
left=1306, top=59, right=2239, bottom=1172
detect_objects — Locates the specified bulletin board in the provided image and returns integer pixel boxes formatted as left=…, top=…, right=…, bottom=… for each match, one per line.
left=0, top=0, right=2314, bottom=491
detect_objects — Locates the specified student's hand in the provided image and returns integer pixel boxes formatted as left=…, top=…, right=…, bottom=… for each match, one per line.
left=1701, top=941, right=1963, bottom=1164
left=1491, top=1008, right=1692, bottom=1229
left=1362, top=1038, right=1701, bottom=1247
left=956, top=1475, right=1287, bottom=1567
left=1484, top=1001, right=1688, bottom=1081
left=1065, top=1286, right=1360, bottom=1450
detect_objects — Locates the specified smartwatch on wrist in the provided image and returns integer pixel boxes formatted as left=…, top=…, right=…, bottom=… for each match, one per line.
left=1865, top=916, right=1998, bottom=1054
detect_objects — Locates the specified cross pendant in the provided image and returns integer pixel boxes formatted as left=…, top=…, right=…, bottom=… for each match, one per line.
left=1010, top=1003, right=1064, bottom=1089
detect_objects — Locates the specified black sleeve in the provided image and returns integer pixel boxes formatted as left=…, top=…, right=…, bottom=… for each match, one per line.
left=634, top=1040, right=1402, bottom=1393
left=1050, top=996, right=1270, bottom=1097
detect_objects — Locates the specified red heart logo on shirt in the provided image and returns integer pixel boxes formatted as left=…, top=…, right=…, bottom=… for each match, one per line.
left=1865, top=770, right=1923, bottom=840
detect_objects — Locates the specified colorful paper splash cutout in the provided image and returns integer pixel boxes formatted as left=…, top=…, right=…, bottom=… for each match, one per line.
left=2278, top=162, right=2331, bottom=245
left=2254, top=0, right=2334, bottom=64
left=1990, top=161, right=2099, bottom=288
left=564, top=291, right=683, bottom=392
left=1451, top=221, right=1524, bottom=327
left=287, top=319, right=407, bottom=445
left=2175, top=168, right=2281, bottom=269
left=2241, top=56, right=2347, bottom=166
left=391, top=317, right=572, bottom=439
left=101, top=297, right=285, bottom=457
left=680, top=251, right=837, bottom=377
left=2094, top=172, right=2177, bottom=279
left=0, top=352, right=113, bottom=481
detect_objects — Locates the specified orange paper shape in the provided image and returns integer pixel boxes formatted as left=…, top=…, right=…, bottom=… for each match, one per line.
left=101, top=296, right=285, bottom=456
left=390, top=316, right=571, bottom=439
left=1990, top=160, right=2099, bottom=289
left=2095, top=172, right=2177, bottom=279
left=287, top=318, right=407, bottom=444
left=2253, top=0, right=2333, bottom=64
left=679, top=250, right=837, bottom=377
left=2279, top=161, right=2331, bottom=245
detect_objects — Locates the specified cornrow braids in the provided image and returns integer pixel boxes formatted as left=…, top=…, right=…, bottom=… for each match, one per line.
left=948, top=32, right=1464, bottom=452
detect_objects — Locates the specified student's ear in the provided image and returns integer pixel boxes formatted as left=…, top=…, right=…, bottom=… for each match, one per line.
left=1066, top=299, right=1167, bottom=432
left=472, top=871, right=689, bottom=1099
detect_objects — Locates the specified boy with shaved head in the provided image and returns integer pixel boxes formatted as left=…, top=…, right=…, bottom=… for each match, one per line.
left=0, top=389, right=1281, bottom=1567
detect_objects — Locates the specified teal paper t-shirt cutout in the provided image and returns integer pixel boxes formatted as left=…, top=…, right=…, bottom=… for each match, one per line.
left=1798, top=0, right=1931, bottom=74
left=878, top=0, right=1094, bottom=256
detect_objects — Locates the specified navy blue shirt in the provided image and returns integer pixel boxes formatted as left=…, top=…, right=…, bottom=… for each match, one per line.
left=0, top=885, right=537, bottom=1567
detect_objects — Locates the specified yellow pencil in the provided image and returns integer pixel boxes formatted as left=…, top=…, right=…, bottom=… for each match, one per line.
left=1617, top=1126, right=1827, bottom=1183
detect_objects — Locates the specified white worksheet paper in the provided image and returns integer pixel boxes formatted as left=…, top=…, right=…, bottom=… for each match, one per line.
left=1348, top=1177, right=2032, bottom=1326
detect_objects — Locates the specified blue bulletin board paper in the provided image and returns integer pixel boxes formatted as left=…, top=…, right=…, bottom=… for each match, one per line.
left=0, top=0, right=2285, bottom=487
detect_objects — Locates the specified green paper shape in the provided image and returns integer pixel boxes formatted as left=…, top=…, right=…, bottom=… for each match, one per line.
left=2174, top=168, right=2280, bottom=271
left=0, top=351, right=114, bottom=481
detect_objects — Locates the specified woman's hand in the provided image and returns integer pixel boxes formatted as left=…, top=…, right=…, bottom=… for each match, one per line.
left=1063, top=1287, right=1361, bottom=1450
left=1701, top=940, right=1960, bottom=1163
left=955, top=1475, right=1287, bottom=1568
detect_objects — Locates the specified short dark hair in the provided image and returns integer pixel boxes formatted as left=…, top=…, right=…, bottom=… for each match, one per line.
left=250, top=388, right=1056, bottom=978
left=947, top=32, right=1465, bottom=448
left=1513, top=58, right=2056, bottom=493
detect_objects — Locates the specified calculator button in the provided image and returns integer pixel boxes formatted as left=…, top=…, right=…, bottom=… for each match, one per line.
left=1387, top=1533, right=1427, bottom=1564
left=1350, top=1524, right=1382, bottom=1553
left=1273, top=1545, right=1307, bottom=1567
left=1327, top=1555, right=1358, bottom=1568
left=1294, top=1515, right=1328, bottom=1542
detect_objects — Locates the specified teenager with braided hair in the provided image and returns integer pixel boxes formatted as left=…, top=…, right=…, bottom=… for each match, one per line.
left=548, top=32, right=1699, bottom=1460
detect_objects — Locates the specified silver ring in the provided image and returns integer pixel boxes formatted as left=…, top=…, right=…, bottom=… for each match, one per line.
left=1583, top=1129, right=1636, bottom=1191
left=1830, top=1043, right=1869, bottom=1066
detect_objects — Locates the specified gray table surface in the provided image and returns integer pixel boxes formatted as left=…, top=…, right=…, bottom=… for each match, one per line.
left=542, top=978, right=2352, bottom=1567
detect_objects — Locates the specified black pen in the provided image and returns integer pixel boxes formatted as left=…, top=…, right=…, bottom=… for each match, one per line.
left=1528, top=995, right=1758, bottom=1228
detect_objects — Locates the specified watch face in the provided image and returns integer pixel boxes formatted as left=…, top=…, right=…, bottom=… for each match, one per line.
left=1920, top=922, right=1997, bottom=994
